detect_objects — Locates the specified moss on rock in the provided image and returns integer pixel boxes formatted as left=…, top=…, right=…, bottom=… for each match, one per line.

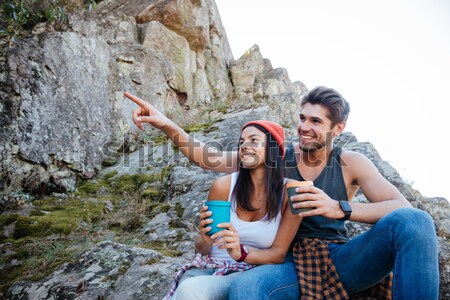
left=103, top=170, right=118, bottom=180
left=183, top=122, right=218, bottom=134
left=140, top=188, right=163, bottom=201
left=175, top=203, right=184, bottom=218
left=11, top=198, right=105, bottom=240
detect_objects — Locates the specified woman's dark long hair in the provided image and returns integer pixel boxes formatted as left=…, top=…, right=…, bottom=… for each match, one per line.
left=232, top=124, right=284, bottom=221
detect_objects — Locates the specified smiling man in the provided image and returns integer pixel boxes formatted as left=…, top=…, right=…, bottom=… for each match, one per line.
left=125, top=86, right=439, bottom=299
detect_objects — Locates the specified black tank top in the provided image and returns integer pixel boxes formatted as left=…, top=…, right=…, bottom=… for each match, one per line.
left=284, top=144, right=349, bottom=241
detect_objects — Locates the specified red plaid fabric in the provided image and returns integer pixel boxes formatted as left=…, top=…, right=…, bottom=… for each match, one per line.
left=293, top=238, right=392, bottom=300
left=162, top=253, right=256, bottom=300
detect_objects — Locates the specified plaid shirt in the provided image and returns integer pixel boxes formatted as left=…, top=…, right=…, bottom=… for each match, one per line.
left=293, top=238, right=392, bottom=300
left=162, top=253, right=256, bottom=300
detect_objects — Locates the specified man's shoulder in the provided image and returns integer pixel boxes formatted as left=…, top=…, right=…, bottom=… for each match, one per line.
left=339, top=148, right=372, bottom=168
left=340, top=148, right=369, bottom=160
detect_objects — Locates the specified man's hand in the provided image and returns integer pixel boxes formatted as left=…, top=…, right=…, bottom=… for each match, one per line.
left=124, top=92, right=171, bottom=130
left=290, top=185, right=346, bottom=219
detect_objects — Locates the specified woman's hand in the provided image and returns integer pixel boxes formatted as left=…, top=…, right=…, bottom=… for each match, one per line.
left=196, top=206, right=214, bottom=250
left=211, top=223, right=242, bottom=261
left=123, top=92, right=171, bottom=130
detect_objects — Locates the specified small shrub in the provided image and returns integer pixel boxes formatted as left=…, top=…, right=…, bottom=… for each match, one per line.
left=0, top=0, right=68, bottom=43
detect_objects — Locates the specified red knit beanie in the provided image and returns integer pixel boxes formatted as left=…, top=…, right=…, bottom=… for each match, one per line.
left=243, top=120, right=285, bottom=159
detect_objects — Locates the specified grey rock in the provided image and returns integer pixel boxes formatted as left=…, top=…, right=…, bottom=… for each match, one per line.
left=1, top=32, right=110, bottom=206
left=0, top=0, right=235, bottom=207
left=5, top=241, right=184, bottom=300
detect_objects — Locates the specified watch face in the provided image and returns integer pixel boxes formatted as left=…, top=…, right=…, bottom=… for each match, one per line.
left=340, top=201, right=352, bottom=212
left=242, top=245, right=249, bottom=254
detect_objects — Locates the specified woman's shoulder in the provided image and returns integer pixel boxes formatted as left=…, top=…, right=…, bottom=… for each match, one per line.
left=208, top=174, right=232, bottom=201
left=212, top=174, right=233, bottom=185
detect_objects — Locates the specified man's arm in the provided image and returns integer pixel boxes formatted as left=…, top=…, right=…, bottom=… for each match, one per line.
left=124, top=92, right=238, bottom=173
left=292, top=151, right=411, bottom=224
left=342, top=151, right=412, bottom=223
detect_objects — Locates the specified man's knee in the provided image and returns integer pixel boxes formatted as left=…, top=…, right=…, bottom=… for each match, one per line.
left=381, top=207, right=436, bottom=240
left=384, top=207, right=433, bottom=226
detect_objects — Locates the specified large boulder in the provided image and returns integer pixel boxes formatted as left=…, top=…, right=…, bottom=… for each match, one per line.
left=1, top=32, right=110, bottom=206
left=0, top=0, right=237, bottom=208
left=6, top=241, right=184, bottom=300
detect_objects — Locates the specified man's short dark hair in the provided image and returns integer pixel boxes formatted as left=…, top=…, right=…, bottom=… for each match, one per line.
left=301, top=86, right=351, bottom=126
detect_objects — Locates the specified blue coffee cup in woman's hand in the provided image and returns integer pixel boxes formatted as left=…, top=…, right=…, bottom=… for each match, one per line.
left=204, top=201, right=231, bottom=235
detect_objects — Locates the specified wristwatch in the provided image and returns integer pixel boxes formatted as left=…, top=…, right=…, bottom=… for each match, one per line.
left=236, top=244, right=249, bottom=262
left=337, top=201, right=352, bottom=221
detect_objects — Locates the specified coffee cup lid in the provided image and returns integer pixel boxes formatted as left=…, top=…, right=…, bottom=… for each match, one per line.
left=204, top=201, right=231, bottom=206
left=286, top=181, right=314, bottom=188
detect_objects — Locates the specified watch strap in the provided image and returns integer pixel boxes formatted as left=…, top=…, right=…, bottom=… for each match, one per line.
left=236, top=244, right=249, bottom=262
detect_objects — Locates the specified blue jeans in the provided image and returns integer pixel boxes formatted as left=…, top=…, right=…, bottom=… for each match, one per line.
left=228, top=208, right=439, bottom=300
left=172, top=268, right=243, bottom=300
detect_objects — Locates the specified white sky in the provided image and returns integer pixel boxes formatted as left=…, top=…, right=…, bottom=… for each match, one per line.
left=215, top=0, right=450, bottom=202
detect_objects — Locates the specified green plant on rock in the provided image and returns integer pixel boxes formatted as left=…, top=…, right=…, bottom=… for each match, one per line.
left=103, top=170, right=118, bottom=180
left=139, top=240, right=182, bottom=257
left=175, top=202, right=184, bottom=218
left=85, top=0, right=97, bottom=12
left=153, top=134, right=170, bottom=146
left=113, top=174, right=156, bottom=195
left=140, top=188, right=162, bottom=201
left=77, top=172, right=168, bottom=198
left=44, top=0, right=68, bottom=30
left=76, top=180, right=111, bottom=195
left=183, top=122, right=218, bottom=134
left=0, top=0, right=68, bottom=44
left=9, top=198, right=106, bottom=240
left=1, top=0, right=31, bottom=43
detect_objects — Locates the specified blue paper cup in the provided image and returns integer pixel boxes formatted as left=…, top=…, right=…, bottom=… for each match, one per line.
left=204, top=201, right=231, bottom=235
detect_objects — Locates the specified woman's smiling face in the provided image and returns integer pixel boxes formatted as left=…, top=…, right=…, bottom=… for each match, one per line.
left=239, top=126, right=267, bottom=169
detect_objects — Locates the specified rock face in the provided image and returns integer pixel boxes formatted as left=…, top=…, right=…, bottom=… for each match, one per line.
left=230, top=45, right=308, bottom=126
left=1, top=0, right=449, bottom=299
left=0, top=0, right=306, bottom=208
left=4, top=32, right=110, bottom=195
left=7, top=241, right=185, bottom=300
left=1, top=0, right=236, bottom=207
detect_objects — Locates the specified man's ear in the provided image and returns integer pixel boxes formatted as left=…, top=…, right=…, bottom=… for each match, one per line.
left=333, top=121, right=346, bottom=137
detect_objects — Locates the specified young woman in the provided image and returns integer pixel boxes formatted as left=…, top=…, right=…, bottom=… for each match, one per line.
left=163, top=120, right=302, bottom=300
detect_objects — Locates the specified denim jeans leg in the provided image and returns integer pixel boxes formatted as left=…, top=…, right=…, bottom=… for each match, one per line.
left=329, top=208, right=439, bottom=300
left=173, top=268, right=243, bottom=300
left=228, top=252, right=300, bottom=300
